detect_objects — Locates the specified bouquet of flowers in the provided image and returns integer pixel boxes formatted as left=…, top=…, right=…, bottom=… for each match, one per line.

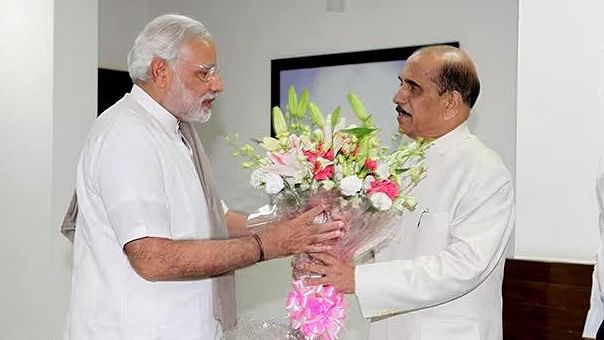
left=225, top=87, right=430, bottom=339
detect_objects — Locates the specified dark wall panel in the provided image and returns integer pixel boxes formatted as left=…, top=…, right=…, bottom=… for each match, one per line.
left=98, top=68, right=132, bottom=115
left=503, top=259, right=593, bottom=339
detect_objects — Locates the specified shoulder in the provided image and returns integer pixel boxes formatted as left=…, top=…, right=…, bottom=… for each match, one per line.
left=457, top=135, right=512, bottom=186
left=83, top=96, right=160, bottom=163
left=91, top=96, right=156, bottom=145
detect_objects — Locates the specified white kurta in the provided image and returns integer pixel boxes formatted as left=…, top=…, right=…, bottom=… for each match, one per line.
left=583, top=156, right=604, bottom=338
left=64, top=85, right=217, bottom=339
left=355, top=123, right=515, bottom=340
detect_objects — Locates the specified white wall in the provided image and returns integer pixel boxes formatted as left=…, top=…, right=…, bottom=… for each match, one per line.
left=0, top=0, right=97, bottom=338
left=98, top=0, right=150, bottom=70
left=516, top=0, right=604, bottom=262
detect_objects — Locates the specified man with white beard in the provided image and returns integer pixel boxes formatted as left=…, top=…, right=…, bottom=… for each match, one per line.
left=64, top=14, right=343, bottom=340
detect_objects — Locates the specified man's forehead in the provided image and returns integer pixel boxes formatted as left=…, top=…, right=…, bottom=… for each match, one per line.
left=179, top=39, right=216, bottom=61
left=401, top=57, right=437, bottom=80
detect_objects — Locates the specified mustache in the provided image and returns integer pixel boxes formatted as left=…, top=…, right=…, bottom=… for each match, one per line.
left=396, top=105, right=410, bottom=116
left=200, top=93, right=218, bottom=101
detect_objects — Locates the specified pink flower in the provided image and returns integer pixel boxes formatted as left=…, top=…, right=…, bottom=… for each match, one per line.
left=304, top=144, right=333, bottom=162
left=304, top=144, right=335, bottom=181
left=367, top=179, right=399, bottom=200
left=313, top=163, right=334, bottom=181
left=323, top=148, right=334, bottom=161
left=303, top=149, right=317, bottom=163
left=364, top=159, right=378, bottom=172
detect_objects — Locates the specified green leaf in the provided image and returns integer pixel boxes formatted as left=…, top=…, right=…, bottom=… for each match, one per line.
left=298, top=89, right=310, bottom=118
left=339, top=127, right=378, bottom=139
left=287, top=86, right=298, bottom=115
left=309, top=102, right=325, bottom=128
left=348, top=93, right=369, bottom=121
left=272, top=106, right=287, bottom=136
left=331, top=106, right=341, bottom=131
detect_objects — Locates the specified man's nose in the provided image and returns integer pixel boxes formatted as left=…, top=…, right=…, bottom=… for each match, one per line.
left=393, top=87, right=407, bottom=105
left=209, top=75, right=224, bottom=93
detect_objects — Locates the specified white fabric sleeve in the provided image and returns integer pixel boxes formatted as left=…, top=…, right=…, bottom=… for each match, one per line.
left=584, top=266, right=603, bottom=338
left=96, top=123, right=171, bottom=247
left=584, top=157, right=604, bottom=338
left=355, top=180, right=514, bottom=318
left=221, top=200, right=229, bottom=215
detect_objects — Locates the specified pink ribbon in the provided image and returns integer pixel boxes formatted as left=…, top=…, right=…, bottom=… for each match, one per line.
left=286, top=279, right=347, bottom=340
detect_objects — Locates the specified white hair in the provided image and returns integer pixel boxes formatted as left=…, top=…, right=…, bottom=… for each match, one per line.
left=127, top=14, right=213, bottom=83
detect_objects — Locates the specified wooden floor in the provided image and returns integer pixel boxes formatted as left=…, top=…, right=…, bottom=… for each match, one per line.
left=503, top=259, right=594, bottom=339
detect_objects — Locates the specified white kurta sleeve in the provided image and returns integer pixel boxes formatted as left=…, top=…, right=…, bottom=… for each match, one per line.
left=355, top=179, right=514, bottom=318
left=584, top=266, right=603, bottom=338
left=96, top=123, right=172, bottom=247
left=583, top=157, right=604, bottom=337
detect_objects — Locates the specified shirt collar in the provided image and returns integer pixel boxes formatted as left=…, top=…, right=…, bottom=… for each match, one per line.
left=429, top=122, right=471, bottom=156
left=130, top=84, right=181, bottom=140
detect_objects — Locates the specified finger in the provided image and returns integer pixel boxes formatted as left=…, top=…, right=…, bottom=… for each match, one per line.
left=311, top=221, right=344, bottom=233
left=305, top=277, right=330, bottom=286
left=309, top=253, right=339, bottom=266
left=313, top=230, right=342, bottom=244
left=302, top=244, right=332, bottom=253
left=302, top=263, right=327, bottom=275
left=297, top=205, right=326, bottom=223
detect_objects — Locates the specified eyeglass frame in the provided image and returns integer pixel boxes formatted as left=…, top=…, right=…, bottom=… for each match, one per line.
left=176, top=58, right=221, bottom=83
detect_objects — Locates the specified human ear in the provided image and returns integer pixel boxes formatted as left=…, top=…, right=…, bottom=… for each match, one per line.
left=442, top=91, right=463, bottom=122
left=149, top=57, right=170, bottom=88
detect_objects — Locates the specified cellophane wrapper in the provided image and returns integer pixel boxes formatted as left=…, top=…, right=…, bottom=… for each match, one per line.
left=222, top=188, right=400, bottom=340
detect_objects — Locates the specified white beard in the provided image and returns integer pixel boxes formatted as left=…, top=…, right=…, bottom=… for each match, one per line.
left=164, top=73, right=216, bottom=123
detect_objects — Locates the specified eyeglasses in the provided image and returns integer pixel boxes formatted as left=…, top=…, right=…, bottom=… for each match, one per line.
left=178, top=59, right=220, bottom=83
left=194, top=63, right=220, bottom=83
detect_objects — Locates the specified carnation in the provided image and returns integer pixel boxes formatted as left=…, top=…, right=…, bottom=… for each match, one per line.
left=369, top=192, right=393, bottom=211
left=367, top=179, right=400, bottom=200
left=339, top=176, right=363, bottom=196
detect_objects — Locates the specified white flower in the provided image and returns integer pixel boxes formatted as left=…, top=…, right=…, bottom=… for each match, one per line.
left=267, top=150, right=303, bottom=177
left=375, top=161, right=390, bottom=179
left=340, top=176, right=363, bottom=196
left=370, top=192, right=393, bottom=211
left=250, top=169, right=265, bottom=189
left=265, top=174, right=285, bottom=194
left=250, top=168, right=285, bottom=194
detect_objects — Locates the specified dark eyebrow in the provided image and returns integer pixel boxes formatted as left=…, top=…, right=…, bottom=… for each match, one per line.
left=400, top=76, right=421, bottom=90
